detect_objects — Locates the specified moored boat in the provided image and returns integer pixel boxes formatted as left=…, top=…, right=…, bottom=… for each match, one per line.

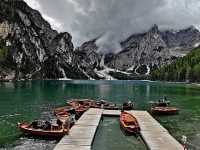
left=103, top=105, right=119, bottom=110
left=67, top=99, right=119, bottom=111
left=17, top=119, right=70, bottom=138
left=75, top=105, right=89, bottom=117
left=151, top=106, right=179, bottom=115
left=120, top=112, right=140, bottom=134
left=54, top=106, right=75, bottom=116
left=67, top=99, right=92, bottom=118
left=122, top=101, right=134, bottom=110
left=67, top=100, right=81, bottom=108
left=55, top=111, right=71, bottom=118
left=91, top=100, right=119, bottom=110
left=149, top=97, right=170, bottom=107
left=67, top=99, right=95, bottom=108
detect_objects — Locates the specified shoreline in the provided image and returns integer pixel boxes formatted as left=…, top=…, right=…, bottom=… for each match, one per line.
left=1, top=78, right=200, bottom=87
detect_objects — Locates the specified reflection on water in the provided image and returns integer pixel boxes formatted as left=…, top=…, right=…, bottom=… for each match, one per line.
left=146, top=83, right=150, bottom=97
left=98, top=83, right=110, bottom=99
left=0, top=80, right=200, bottom=149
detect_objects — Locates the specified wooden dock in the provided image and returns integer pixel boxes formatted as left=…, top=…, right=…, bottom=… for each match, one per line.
left=129, top=111, right=183, bottom=150
left=54, top=109, right=183, bottom=150
left=54, top=108, right=103, bottom=150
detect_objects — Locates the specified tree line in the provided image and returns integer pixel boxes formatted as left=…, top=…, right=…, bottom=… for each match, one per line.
left=151, top=47, right=200, bottom=82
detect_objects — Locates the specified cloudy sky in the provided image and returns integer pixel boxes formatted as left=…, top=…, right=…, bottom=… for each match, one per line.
left=24, top=0, right=200, bottom=53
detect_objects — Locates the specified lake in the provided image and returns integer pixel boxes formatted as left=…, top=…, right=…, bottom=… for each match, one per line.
left=0, top=80, right=200, bottom=149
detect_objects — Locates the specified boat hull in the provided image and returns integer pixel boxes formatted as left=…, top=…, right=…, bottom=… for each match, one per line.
left=18, top=123, right=68, bottom=138
left=151, top=107, right=179, bottom=115
left=54, top=106, right=75, bottom=115
left=120, top=112, right=140, bottom=135
left=122, top=106, right=134, bottom=110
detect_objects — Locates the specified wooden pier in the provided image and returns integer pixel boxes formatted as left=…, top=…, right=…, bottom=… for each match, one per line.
left=54, top=109, right=183, bottom=150
left=54, top=108, right=103, bottom=150
left=129, top=111, right=183, bottom=150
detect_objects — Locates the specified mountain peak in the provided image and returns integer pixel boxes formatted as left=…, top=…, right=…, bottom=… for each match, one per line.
left=149, top=24, right=159, bottom=33
left=187, top=25, right=200, bottom=32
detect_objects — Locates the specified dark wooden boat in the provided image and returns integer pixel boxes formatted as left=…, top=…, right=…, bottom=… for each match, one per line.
left=68, top=99, right=94, bottom=106
left=95, top=100, right=110, bottom=106
left=120, top=112, right=140, bottom=134
left=67, top=99, right=119, bottom=111
left=77, top=99, right=95, bottom=107
left=67, top=99, right=93, bottom=118
left=149, top=97, right=170, bottom=107
left=68, top=100, right=80, bottom=108
left=104, top=105, right=119, bottom=110
left=54, top=106, right=75, bottom=115
left=55, top=111, right=70, bottom=118
left=90, top=100, right=119, bottom=110
left=90, top=104, right=119, bottom=110
left=151, top=106, right=179, bottom=115
left=122, top=101, right=134, bottom=110
left=18, top=120, right=69, bottom=138
left=75, top=105, right=89, bottom=117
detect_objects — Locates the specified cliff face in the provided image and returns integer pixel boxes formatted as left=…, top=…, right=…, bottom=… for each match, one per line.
left=74, top=38, right=104, bottom=79
left=0, top=0, right=88, bottom=80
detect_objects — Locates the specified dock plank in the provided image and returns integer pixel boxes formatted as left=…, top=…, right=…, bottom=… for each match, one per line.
left=75, top=115, right=102, bottom=126
left=103, top=110, right=121, bottom=116
left=84, top=108, right=103, bottom=115
left=54, top=145, right=90, bottom=150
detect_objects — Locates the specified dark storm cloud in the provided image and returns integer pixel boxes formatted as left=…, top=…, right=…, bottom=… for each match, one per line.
left=24, top=0, right=200, bottom=53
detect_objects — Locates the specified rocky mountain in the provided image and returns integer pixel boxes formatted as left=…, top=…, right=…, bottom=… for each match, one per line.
left=0, top=0, right=89, bottom=80
left=74, top=38, right=103, bottom=79
left=76, top=24, right=200, bottom=79
left=1, top=0, right=200, bottom=81
left=107, top=24, right=200, bottom=75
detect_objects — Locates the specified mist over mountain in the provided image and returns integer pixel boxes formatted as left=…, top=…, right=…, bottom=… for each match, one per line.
left=24, top=0, right=200, bottom=54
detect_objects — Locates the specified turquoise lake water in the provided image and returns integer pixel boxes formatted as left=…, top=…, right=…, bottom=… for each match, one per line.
left=0, top=80, right=200, bottom=149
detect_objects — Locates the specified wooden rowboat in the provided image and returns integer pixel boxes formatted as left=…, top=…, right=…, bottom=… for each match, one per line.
left=151, top=106, right=179, bottom=115
left=67, top=99, right=91, bottom=118
left=55, top=111, right=70, bottom=118
left=122, top=101, right=134, bottom=110
left=18, top=121, right=69, bottom=138
left=67, top=99, right=95, bottom=108
left=149, top=101, right=170, bottom=107
left=103, top=105, right=119, bottom=110
left=68, top=100, right=80, bottom=108
left=75, top=105, right=89, bottom=117
left=54, top=106, right=75, bottom=115
left=120, top=112, right=140, bottom=134
left=90, top=100, right=119, bottom=110
left=149, top=97, right=170, bottom=107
